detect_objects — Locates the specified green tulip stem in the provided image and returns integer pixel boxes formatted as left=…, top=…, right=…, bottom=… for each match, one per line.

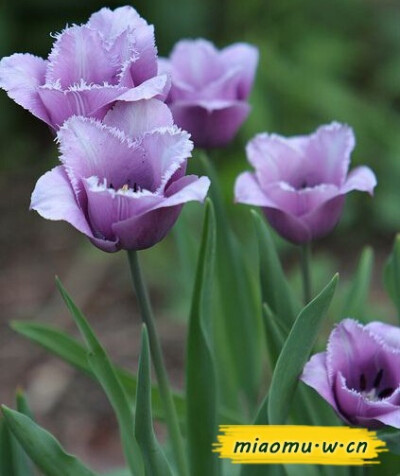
left=127, top=250, right=188, bottom=476
left=300, top=242, right=312, bottom=304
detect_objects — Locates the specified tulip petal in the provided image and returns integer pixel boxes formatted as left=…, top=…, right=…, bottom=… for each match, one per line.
left=263, top=207, right=311, bottom=244
left=30, top=165, right=92, bottom=237
left=58, top=116, right=155, bottom=192
left=0, top=53, right=49, bottom=123
left=170, top=100, right=249, bottom=148
left=365, top=321, right=400, bottom=351
left=234, top=172, right=276, bottom=207
left=38, top=84, right=126, bottom=128
left=139, top=126, right=193, bottom=191
left=88, top=6, right=146, bottom=40
left=301, top=194, right=345, bottom=241
left=117, top=74, right=170, bottom=102
left=301, top=352, right=339, bottom=411
left=340, top=166, right=377, bottom=195
left=170, top=39, right=224, bottom=89
left=46, top=26, right=117, bottom=88
left=103, top=99, right=173, bottom=139
left=246, top=133, right=304, bottom=187
left=305, top=122, right=355, bottom=186
left=112, top=175, right=210, bottom=250
left=221, top=43, right=259, bottom=99
left=334, top=373, right=400, bottom=428
left=327, top=319, right=400, bottom=394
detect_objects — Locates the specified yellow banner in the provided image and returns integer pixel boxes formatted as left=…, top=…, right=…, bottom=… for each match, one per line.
left=213, top=425, right=387, bottom=465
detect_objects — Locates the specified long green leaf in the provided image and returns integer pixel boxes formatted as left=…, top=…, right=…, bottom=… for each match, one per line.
left=2, top=406, right=96, bottom=476
left=261, top=302, right=290, bottom=366
left=0, top=417, right=13, bottom=476
left=0, top=392, right=34, bottom=476
left=268, top=274, right=338, bottom=424
left=10, top=390, right=34, bottom=476
left=342, top=246, right=373, bottom=320
left=10, top=321, right=241, bottom=425
left=383, top=234, right=400, bottom=321
left=201, top=153, right=262, bottom=411
left=377, top=429, right=400, bottom=455
left=186, top=199, right=220, bottom=476
left=56, top=279, right=144, bottom=476
left=252, top=210, right=300, bottom=328
left=135, top=326, right=173, bottom=476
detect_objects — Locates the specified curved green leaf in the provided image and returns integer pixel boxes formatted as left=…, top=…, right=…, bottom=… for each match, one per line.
left=135, top=326, right=173, bottom=476
left=56, top=279, right=144, bottom=476
left=1, top=406, right=96, bottom=476
left=11, top=321, right=241, bottom=425
left=186, top=199, right=220, bottom=476
left=252, top=210, right=300, bottom=328
left=268, top=274, right=338, bottom=424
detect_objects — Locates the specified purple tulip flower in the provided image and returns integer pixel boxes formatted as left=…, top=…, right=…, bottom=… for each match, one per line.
left=0, top=6, right=169, bottom=129
left=30, top=99, right=210, bottom=252
left=159, top=39, right=258, bottom=149
left=235, top=123, right=377, bottom=244
left=301, top=319, right=400, bottom=429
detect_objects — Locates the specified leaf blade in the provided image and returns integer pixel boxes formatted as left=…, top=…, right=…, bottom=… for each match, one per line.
left=268, top=274, right=338, bottom=424
left=135, top=326, right=173, bottom=476
left=186, top=199, right=220, bottom=476
left=2, top=406, right=96, bottom=476
left=56, top=279, right=144, bottom=476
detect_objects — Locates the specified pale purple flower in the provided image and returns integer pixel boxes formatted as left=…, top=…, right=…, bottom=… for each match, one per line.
left=301, top=319, right=400, bottom=429
left=235, top=122, right=377, bottom=244
left=30, top=99, right=210, bottom=252
left=159, top=39, right=258, bottom=148
left=0, top=6, right=169, bottom=129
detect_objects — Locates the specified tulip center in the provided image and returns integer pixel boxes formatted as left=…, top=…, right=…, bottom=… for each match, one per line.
left=358, top=369, right=394, bottom=401
left=109, top=182, right=142, bottom=193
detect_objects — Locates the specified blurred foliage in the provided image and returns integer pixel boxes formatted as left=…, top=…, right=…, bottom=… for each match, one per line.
left=1, top=0, right=400, bottom=240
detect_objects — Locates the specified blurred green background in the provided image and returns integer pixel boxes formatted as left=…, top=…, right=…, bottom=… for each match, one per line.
left=1, top=0, right=400, bottom=241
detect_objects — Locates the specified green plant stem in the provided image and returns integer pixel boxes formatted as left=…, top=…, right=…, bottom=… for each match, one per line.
left=300, top=243, right=312, bottom=304
left=127, top=250, right=188, bottom=476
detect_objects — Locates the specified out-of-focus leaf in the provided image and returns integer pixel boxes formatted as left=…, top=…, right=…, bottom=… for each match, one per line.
left=187, top=199, right=220, bottom=476
left=0, top=391, right=34, bottom=476
left=252, top=210, right=300, bottom=328
left=0, top=417, right=13, bottom=476
left=383, top=234, right=400, bottom=322
left=201, top=153, right=262, bottom=412
left=342, top=247, right=373, bottom=320
left=15, top=389, right=34, bottom=421
left=11, top=321, right=241, bottom=425
left=377, top=429, right=400, bottom=455
left=56, top=279, right=144, bottom=476
left=103, top=471, right=130, bottom=476
left=261, top=302, right=290, bottom=366
left=1, top=406, right=95, bottom=476
left=268, top=275, right=338, bottom=424
left=135, top=326, right=173, bottom=476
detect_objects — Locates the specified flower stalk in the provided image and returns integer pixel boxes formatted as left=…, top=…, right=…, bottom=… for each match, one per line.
left=127, top=250, right=188, bottom=476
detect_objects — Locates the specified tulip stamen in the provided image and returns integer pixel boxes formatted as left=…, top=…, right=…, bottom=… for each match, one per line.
left=373, top=369, right=383, bottom=388
left=359, top=373, right=367, bottom=391
left=378, top=387, right=394, bottom=399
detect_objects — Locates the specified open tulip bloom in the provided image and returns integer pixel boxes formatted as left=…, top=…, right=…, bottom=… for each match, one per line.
left=235, top=122, right=377, bottom=244
left=302, top=319, right=400, bottom=429
left=160, top=39, right=258, bottom=148
left=0, top=6, right=170, bottom=129
left=30, top=99, right=210, bottom=252
left=4, top=4, right=400, bottom=476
